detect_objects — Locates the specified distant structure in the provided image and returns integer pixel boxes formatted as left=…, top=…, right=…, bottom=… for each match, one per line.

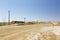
left=11, top=21, right=24, bottom=24
left=8, top=10, right=10, bottom=25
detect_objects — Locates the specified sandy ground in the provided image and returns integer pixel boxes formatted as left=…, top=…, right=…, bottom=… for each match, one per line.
left=0, top=24, right=60, bottom=40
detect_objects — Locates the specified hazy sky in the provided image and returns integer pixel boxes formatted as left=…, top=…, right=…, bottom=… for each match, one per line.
left=0, top=0, right=60, bottom=22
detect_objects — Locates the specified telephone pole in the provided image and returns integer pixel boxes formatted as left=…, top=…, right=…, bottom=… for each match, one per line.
left=24, top=17, right=26, bottom=24
left=8, top=10, right=10, bottom=25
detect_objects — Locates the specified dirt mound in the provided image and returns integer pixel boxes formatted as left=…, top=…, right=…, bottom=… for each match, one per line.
left=40, top=31, right=56, bottom=40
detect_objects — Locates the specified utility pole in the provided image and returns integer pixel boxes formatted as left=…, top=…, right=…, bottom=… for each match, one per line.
left=24, top=17, right=26, bottom=24
left=8, top=10, right=10, bottom=25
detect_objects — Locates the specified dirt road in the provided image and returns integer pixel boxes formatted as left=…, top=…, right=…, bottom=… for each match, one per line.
left=0, top=24, right=60, bottom=40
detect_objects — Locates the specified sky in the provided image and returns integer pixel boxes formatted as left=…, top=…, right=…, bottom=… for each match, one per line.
left=0, top=0, right=60, bottom=22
